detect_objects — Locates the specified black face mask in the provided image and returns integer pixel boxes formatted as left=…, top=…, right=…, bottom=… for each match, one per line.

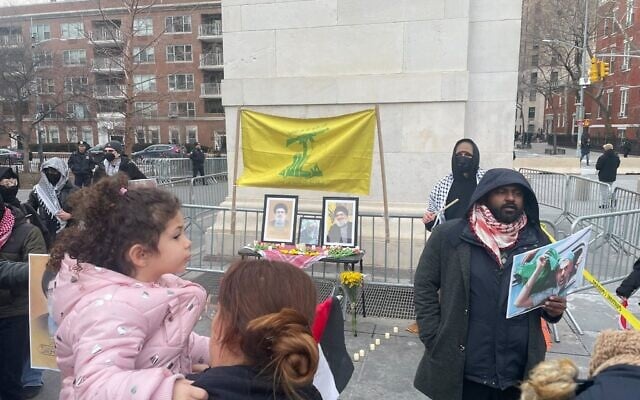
left=105, top=153, right=116, bottom=162
left=45, top=170, right=61, bottom=185
left=0, top=185, right=18, bottom=203
left=454, top=155, right=474, bottom=172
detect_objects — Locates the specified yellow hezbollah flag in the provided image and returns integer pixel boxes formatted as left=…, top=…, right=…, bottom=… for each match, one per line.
left=237, top=109, right=376, bottom=195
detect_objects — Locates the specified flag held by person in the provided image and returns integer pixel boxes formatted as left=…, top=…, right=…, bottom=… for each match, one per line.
left=237, top=109, right=376, bottom=195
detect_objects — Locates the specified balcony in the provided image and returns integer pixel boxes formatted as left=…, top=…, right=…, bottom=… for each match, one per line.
left=200, top=82, right=221, bottom=98
left=92, top=57, right=124, bottom=73
left=198, top=22, right=222, bottom=41
left=89, top=29, right=123, bottom=45
left=94, top=84, right=125, bottom=98
left=199, top=52, right=223, bottom=70
left=0, top=34, right=23, bottom=47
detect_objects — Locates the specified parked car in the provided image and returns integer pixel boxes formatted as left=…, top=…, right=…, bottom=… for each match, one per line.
left=0, top=148, right=24, bottom=165
left=131, top=144, right=185, bottom=160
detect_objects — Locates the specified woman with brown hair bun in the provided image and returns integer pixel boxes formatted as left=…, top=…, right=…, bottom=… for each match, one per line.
left=192, top=260, right=322, bottom=400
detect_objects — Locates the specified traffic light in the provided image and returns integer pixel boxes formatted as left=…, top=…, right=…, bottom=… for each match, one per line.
left=589, top=57, right=601, bottom=82
left=599, top=61, right=610, bottom=78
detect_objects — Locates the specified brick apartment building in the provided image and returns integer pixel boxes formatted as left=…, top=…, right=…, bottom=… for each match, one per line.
left=0, top=0, right=226, bottom=153
left=544, top=0, right=639, bottom=152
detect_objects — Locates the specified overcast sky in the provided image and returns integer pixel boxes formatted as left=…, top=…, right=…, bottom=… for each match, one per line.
left=0, top=0, right=53, bottom=6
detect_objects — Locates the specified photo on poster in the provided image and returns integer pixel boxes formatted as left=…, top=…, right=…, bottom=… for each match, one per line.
left=28, top=254, right=59, bottom=370
left=261, top=195, right=298, bottom=244
left=506, top=227, right=591, bottom=319
left=322, top=197, right=358, bottom=247
left=297, top=216, right=322, bottom=246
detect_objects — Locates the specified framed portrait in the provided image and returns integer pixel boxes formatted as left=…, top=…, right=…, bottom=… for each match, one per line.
left=261, top=194, right=298, bottom=244
left=297, top=216, right=322, bottom=246
left=322, top=197, right=358, bottom=247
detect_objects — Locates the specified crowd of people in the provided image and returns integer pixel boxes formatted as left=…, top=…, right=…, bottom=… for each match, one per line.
left=1, top=137, right=640, bottom=400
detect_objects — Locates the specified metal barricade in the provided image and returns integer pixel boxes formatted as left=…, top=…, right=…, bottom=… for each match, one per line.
left=519, top=168, right=567, bottom=211
left=159, top=173, right=228, bottom=206
left=562, top=175, right=611, bottom=223
left=138, top=157, right=228, bottom=181
left=181, top=204, right=426, bottom=285
left=613, top=186, right=640, bottom=211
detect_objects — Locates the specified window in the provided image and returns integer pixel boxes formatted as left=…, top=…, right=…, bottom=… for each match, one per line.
left=531, top=55, right=538, bottom=67
left=169, top=127, right=180, bottom=143
left=550, top=71, right=558, bottom=83
left=34, top=51, right=53, bottom=67
left=64, top=76, right=88, bottom=93
left=36, top=78, right=55, bottom=94
left=134, top=102, right=158, bottom=118
left=166, top=44, right=192, bottom=62
left=133, top=18, right=153, bottom=36
left=627, top=0, right=634, bottom=26
left=606, top=90, right=613, bottom=113
left=528, top=107, right=536, bottom=119
left=609, top=49, right=616, bottom=74
left=165, top=15, right=191, bottom=33
left=37, top=103, right=59, bottom=119
left=31, top=24, right=51, bottom=42
left=559, top=95, right=563, bottom=108
left=47, top=126, right=60, bottom=143
left=63, top=49, right=87, bottom=66
left=67, top=103, right=88, bottom=119
left=133, top=75, right=157, bottom=92
left=66, top=127, right=78, bottom=143
left=133, top=47, right=155, bottom=63
left=81, top=127, right=93, bottom=145
left=61, top=22, right=84, bottom=39
left=186, top=126, right=197, bottom=143
left=620, top=88, right=629, bottom=117
left=603, top=17, right=610, bottom=35
left=530, top=72, right=537, bottom=84
left=529, top=90, right=536, bottom=101
left=623, top=40, right=631, bottom=70
left=168, top=74, right=194, bottom=91
left=169, top=102, right=195, bottom=117
left=204, top=99, right=224, bottom=114
left=135, top=126, right=160, bottom=143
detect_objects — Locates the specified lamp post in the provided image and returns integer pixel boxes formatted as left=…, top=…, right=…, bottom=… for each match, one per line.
left=575, top=0, right=590, bottom=161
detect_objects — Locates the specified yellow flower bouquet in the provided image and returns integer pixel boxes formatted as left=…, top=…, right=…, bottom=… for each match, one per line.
left=340, top=271, right=364, bottom=336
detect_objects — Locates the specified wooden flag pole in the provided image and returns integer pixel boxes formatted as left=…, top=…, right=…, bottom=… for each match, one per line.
left=231, top=107, right=243, bottom=233
left=374, top=105, right=390, bottom=243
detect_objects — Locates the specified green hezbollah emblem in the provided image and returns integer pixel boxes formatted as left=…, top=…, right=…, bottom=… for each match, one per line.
left=279, top=127, right=328, bottom=178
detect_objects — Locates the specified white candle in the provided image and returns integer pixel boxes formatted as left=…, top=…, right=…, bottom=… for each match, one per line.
left=267, top=246, right=273, bottom=251
left=369, top=343, right=376, bottom=351
left=359, top=349, right=365, bottom=357
left=385, top=332, right=390, bottom=339
left=393, top=326, right=399, bottom=333
left=375, top=338, right=381, bottom=345
left=311, top=245, right=316, bottom=250
left=353, top=353, right=360, bottom=362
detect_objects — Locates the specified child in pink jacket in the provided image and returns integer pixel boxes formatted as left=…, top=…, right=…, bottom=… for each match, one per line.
left=48, top=176, right=209, bottom=400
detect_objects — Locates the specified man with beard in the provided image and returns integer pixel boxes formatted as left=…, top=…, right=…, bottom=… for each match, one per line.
left=92, top=141, right=146, bottom=182
left=265, top=203, right=292, bottom=241
left=413, top=168, right=566, bottom=400
left=326, top=205, right=353, bottom=244
left=422, top=139, right=486, bottom=231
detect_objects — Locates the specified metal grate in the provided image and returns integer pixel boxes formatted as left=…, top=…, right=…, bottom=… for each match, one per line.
left=353, top=283, right=415, bottom=320
left=186, top=271, right=414, bottom=319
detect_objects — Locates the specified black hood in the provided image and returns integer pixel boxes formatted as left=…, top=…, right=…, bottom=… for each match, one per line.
left=466, top=168, right=540, bottom=223
left=451, top=138, right=480, bottom=177
left=0, top=167, right=18, bottom=181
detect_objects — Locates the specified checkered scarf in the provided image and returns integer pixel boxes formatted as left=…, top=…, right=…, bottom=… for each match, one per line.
left=469, top=203, right=527, bottom=267
left=0, top=206, right=15, bottom=250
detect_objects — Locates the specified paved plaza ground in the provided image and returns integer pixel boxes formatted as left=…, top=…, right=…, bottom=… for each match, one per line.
left=26, top=144, right=640, bottom=399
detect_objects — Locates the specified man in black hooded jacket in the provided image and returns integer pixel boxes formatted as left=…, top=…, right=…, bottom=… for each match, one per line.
left=414, top=168, right=566, bottom=400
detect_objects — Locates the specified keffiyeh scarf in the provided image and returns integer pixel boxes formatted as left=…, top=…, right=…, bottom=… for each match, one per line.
left=0, top=206, right=15, bottom=250
left=469, top=203, right=527, bottom=267
left=34, top=157, right=69, bottom=233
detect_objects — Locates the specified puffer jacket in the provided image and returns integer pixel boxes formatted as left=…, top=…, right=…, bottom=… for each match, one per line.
left=0, top=205, right=47, bottom=318
left=51, top=255, right=210, bottom=399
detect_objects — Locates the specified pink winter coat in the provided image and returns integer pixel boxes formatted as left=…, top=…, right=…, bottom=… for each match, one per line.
left=51, top=255, right=210, bottom=399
